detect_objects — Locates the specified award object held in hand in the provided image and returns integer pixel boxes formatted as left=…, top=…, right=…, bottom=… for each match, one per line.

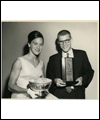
left=29, top=78, right=52, bottom=99
left=66, top=81, right=78, bottom=86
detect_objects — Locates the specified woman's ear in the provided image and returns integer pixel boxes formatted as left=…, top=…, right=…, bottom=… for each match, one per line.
left=28, top=43, right=30, bottom=47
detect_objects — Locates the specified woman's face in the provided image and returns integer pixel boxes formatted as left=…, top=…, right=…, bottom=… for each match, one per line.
left=28, top=37, right=44, bottom=55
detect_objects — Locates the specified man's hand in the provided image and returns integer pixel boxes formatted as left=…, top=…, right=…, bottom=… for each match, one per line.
left=75, top=77, right=83, bottom=86
left=54, top=78, right=66, bottom=87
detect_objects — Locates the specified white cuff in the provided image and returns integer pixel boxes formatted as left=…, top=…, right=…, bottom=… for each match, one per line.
left=71, top=86, right=74, bottom=89
left=27, top=88, right=39, bottom=99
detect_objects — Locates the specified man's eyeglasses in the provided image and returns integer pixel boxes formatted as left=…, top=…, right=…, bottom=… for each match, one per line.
left=58, top=39, right=71, bottom=45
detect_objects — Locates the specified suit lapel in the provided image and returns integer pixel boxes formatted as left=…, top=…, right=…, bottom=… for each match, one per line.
left=55, top=53, right=62, bottom=78
left=72, top=49, right=75, bottom=81
left=72, top=49, right=79, bottom=81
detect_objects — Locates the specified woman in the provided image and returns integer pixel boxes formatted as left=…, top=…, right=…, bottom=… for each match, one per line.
left=8, top=30, right=45, bottom=99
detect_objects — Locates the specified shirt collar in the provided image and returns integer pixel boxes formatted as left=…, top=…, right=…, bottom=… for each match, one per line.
left=62, top=49, right=74, bottom=58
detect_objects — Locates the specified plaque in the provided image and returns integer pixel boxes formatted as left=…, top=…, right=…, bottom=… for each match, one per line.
left=62, top=57, right=76, bottom=86
left=65, top=58, right=73, bottom=82
left=66, top=81, right=78, bottom=86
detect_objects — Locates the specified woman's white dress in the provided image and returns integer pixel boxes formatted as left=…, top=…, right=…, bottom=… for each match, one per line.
left=11, top=57, right=44, bottom=99
left=11, top=57, right=58, bottom=99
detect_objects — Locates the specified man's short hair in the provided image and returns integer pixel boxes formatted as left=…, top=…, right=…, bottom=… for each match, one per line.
left=57, top=30, right=72, bottom=39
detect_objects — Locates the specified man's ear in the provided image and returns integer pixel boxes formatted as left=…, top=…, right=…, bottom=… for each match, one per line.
left=57, top=39, right=59, bottom=45
left=57, top=41, right=59, bottom=44
left=28, top=43, right=30, bottom=47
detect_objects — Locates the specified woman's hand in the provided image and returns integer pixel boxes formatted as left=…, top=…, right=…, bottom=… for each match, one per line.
left=27, top=88, right=40, bottom=99
left=27, top=89, right=49, bottom=99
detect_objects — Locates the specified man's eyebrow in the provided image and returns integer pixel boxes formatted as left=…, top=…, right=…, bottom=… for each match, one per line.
left=59, top=39, right=70, bottom=42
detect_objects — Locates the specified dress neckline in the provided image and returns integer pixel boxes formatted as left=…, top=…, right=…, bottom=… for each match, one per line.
left=22, top=57, right=41, bottom=69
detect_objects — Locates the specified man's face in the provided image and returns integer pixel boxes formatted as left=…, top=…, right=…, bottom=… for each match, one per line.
left=58, top=34, right=71, bottom=52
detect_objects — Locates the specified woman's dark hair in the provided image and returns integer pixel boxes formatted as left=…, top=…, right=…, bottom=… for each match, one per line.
left=28, top=30, right=44, bottom=43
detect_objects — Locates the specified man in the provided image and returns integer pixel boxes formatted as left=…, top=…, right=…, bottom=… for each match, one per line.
left=46, top=30, right=94, bottom=99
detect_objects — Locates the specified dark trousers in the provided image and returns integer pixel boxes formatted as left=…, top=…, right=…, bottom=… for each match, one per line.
left=53, top=87, right=85, bottom=99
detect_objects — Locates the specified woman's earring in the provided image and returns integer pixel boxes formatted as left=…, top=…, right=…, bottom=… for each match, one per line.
left=28, top=43, right=30, bottom=48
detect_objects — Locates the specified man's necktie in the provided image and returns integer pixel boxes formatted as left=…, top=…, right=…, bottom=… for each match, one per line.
left=62, top=53, right=73, bottom=93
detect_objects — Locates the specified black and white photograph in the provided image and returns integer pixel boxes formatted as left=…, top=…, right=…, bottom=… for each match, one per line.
left=1, top=1, right=99, bottom=119
left=2, top=21, right=99, bottom=100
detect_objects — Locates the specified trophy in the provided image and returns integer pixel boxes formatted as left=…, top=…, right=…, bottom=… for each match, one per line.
left=29, top=78, right=52, bottom=98
left=62, top=57, right=78, bottom=86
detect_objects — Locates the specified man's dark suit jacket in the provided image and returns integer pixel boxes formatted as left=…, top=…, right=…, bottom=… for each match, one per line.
left=46, top=49, right=94, bottom=99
